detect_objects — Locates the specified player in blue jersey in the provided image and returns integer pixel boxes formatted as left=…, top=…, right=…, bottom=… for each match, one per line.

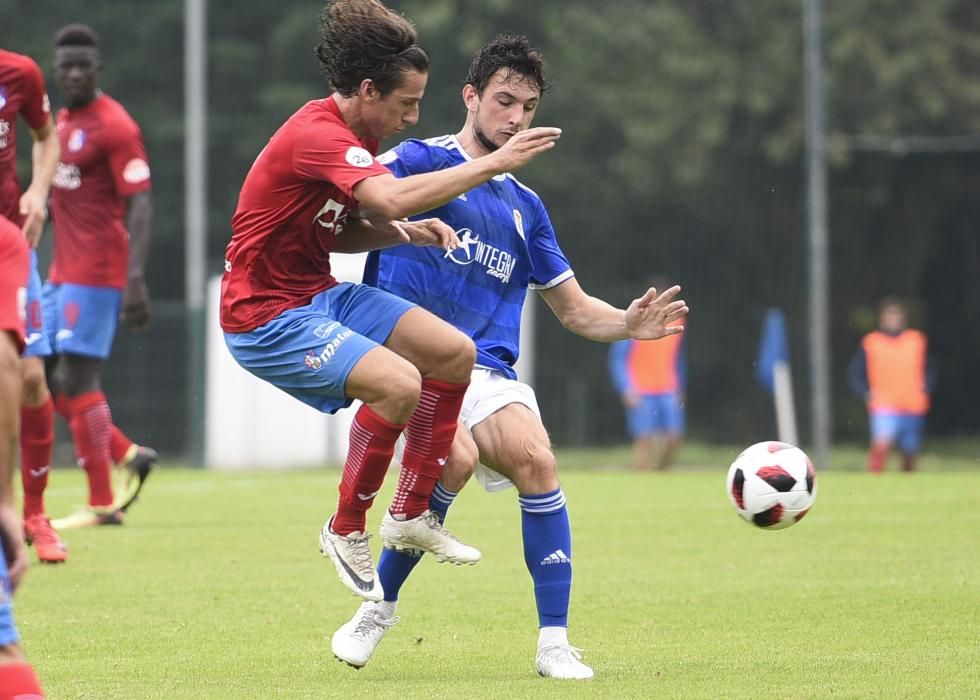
left=330, top=35, right=688, bottom=679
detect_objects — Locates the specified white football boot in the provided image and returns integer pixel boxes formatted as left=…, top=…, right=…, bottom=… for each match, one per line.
left=331, top=601, right=399, bottom=668
left=319, top=521, right=384, bottom=601
left=379, top=509, right=481, bottom=564
left=535, top=645, right=595, bottom=680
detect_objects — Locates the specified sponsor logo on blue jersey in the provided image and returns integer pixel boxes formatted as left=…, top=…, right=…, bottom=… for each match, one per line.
left=443, top=228, right=516, bottom=284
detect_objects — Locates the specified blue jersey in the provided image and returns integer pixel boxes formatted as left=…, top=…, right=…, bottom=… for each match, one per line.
left=364, top=135, right=573, bottom=380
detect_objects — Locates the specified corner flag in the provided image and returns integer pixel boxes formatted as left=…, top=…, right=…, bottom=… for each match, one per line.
left=756, top=309, right=790, bottom=392
left=756, top=309, right=798, bottom=444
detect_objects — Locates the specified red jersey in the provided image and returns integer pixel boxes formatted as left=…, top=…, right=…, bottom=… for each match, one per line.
left=48, top=93, right=151, bottom=289
left=0, top=215, right=29, bottom=354
left=220, top=97, right=392, bottom=332
left=0, top=49, right=51, bottom=223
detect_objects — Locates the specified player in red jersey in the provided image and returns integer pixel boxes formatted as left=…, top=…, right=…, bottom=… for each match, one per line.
left=0, top=47, right=66, bottom=563
left=0, top=215, right=46, bottom=699
left=45, top=25, right=158, bottom=530
left=222, top=0, right=561, bottom=602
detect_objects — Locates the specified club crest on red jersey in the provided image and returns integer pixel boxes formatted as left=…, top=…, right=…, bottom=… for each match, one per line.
left=68, top=128, right=86, bottom=153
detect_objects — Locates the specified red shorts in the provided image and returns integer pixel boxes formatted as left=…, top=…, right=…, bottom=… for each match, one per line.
left=0, top=215, right=29, bottom=355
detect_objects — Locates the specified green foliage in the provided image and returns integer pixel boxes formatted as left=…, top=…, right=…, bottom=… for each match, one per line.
left=4, top=0, right=978, bottom=442
left=22, top=463, right=980, bottom=698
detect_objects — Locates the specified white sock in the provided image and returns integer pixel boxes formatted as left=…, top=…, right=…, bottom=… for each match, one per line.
left=538, top=626, right=569, bottom=649
left=377, top=600, right=398, bottom=618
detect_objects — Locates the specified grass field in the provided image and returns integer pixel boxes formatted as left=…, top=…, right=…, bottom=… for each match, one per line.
left=16, top=447, right=980, bottom=699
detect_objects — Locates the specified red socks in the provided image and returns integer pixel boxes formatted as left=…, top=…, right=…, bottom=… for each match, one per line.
left=20, top=397, right=54, bottom=518
left=390, top=379, right=468, bottom=519
left=867, top=442, right=889, bottom=473
left=0, top=661, right=44, bottom=698
left=54, top=393, right=134, bottom=465
left=67, top=392, right=114, bottom=507
left=333, top=405, right=405, bottom=535
left=109, top=424, right=134, bottom=464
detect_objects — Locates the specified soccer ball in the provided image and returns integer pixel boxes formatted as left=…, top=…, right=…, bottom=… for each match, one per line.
left=726, top=441, right=816, bottom=530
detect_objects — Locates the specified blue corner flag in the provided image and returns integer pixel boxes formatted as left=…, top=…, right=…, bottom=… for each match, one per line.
left=756, top=308, right=790, bottom=393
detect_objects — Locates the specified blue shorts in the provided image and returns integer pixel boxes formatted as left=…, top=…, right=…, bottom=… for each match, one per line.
left=23, top=251, right=52, bottom=358
left=224, top=282, right=415, bottom=414
left=42, top=282, right=122, bottom=359
left=870, top=412, right=925, bottom=454
left=627, top=392, right=685, bottom=437
left=0, top=541, right=20, bottom=645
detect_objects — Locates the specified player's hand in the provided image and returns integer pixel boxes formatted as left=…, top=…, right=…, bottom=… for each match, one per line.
left=492, top=127, right=562, bottom=172
left=122, top=276, right=152, bottom=331
left=624, top=285, right=689, bottom=340
left=402, top=218, right=460, bottom=252
left=18, top=188, right=48, bottom=248
left=0, top=504, right=29, bottom=594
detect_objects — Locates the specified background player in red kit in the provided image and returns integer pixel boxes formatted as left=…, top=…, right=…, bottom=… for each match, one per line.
left=221, top=0, right=561, bottom=602
left=45, top=25, right=158, bottom=530
left=0, top=47, right=65, bottom=563
left=0, top=214, right=46, bottom=698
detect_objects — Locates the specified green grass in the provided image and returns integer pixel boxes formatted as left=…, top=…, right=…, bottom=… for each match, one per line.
left=17, top=458, right=980, bottom=699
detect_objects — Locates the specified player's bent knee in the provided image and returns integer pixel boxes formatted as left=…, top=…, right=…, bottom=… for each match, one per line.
left=377, top=363, right=423, bottom=421
left=439, top=332, right=476, bottom=380
left=20, top=360, right=48, bottom=405
left=512, top=442, right=558, bottom=492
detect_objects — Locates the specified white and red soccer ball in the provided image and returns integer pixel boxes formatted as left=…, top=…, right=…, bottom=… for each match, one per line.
left=726, top=441, right=816, bottom=530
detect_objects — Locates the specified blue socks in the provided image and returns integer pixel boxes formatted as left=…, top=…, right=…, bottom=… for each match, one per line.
left=519, top=488, right=572, bottom=628
left=377, top=483, right=458, bottom=602
left=377, top=482, right=574, bottom=632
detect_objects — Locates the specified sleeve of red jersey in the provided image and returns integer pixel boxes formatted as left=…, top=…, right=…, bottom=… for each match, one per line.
left=293, top=127, right=391, bottom=197
left=104, top=118, right=152, bottom=198
left=20, top=56, right=51, bottom=132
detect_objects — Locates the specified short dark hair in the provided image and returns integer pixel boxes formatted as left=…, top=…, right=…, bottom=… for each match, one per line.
left=878, top=296, right=906, bottom=315
left=55, top=24, right=99, bottom=48
left=316, top=0, right=429, bottom=97
left=465, top=34, right=549, bottom=97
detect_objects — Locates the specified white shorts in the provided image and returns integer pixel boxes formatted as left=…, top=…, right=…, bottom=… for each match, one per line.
left=462, top=368, right=541, bottom=493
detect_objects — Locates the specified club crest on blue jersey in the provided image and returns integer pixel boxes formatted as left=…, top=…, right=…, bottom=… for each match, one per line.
left=68, top=128, right=86, bottom=153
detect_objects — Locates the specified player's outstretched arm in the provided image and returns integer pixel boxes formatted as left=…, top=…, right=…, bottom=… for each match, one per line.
left=540, top=278, right=688, bottom=342
left=333, top=215, right=459, bottom=254
left=353, top=127, right=561, bottom=220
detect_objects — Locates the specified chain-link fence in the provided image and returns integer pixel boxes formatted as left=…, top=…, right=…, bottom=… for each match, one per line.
left=9, top=0, right=979, bottom=460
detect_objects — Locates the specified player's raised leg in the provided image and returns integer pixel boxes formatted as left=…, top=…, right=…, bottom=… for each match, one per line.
left=472, top=403, right=593, bottom=680
left=377, top=308, right=480, bottom=565
left=319, top=342, right=422, bottom=602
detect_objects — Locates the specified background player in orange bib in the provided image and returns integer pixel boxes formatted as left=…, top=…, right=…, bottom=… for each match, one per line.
left=848, top=297, right=936, bottom=473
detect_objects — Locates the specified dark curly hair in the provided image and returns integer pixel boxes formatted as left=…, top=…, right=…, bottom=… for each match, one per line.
left=316, top=0, right=429, bottom=97
left=55, top=23, right=99, bottom=48
left=465, top=34, right=549, bottom=96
